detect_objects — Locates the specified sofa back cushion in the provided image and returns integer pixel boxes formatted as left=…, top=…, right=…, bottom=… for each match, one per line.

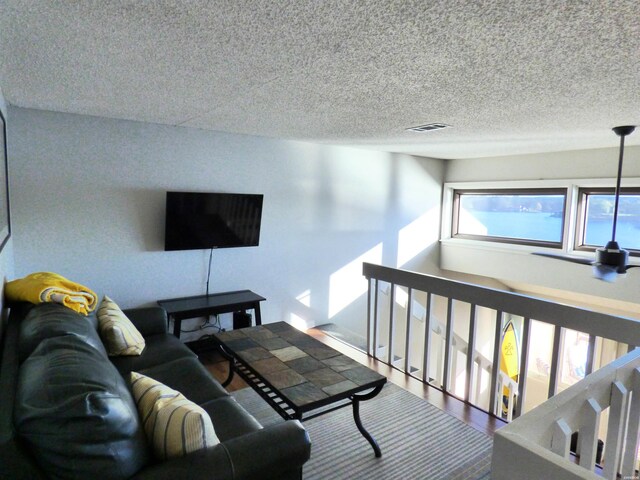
left=18, top=302, right=107, bottom=362
left=14, top=335, right=151, bottom=480
left=97, top=296, right=146, bottom=356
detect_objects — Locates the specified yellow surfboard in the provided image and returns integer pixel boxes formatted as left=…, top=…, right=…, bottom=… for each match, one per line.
left=500, top=320, right=519, bottom=379
left=500, top=320, right=519, bottom=415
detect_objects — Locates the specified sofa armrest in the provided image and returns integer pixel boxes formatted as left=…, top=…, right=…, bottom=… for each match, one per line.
left=123, top=307, right=168, bottom=337
left=224, top=420, right=310, bottom=479
left=131, top=421, right=310, bottom=480
left=131, top=443, right=233, bottom=480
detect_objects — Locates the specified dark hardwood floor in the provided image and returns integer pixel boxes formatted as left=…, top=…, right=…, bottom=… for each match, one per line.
left=306, top=327, right=505, bottom=436
left=198, top=326, right=504, bottom=437
left=199, top=349, right=248, bottom=392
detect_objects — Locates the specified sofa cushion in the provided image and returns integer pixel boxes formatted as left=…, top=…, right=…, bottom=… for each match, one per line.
left=130, top=372, right=220, bottom=459
left=109, top=333, right=198, bottom=375
left=14, top=336, right=151, bottom=480
left=138, top=356, right=229, bottom=405
left=200, top=396, right=263, bottom=442
left=98, top=296, right=146, bottom=356
left=123, top=306, right=168, bottom=337
left=18, top=302, right=107, bottom=362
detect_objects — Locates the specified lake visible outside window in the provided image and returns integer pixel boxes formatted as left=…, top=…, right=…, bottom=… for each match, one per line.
left=579, top=189, right=640, bottom=251
left=453, top=189, right=567, bottom=247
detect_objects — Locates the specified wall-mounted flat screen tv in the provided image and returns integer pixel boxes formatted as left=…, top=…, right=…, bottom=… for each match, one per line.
left=164, top=191, right=264, bottom=251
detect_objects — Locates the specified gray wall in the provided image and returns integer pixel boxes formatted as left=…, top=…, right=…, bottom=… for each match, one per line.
left=0, top=86, right=15, bottom=340
left=446, top=145, right=640, bottom=182
left=8, top=107, right=444, bottom=336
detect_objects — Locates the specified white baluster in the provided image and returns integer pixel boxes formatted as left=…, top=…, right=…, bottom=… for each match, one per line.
left=465, top=304, right=477, bottom=402
left=551, top=418, right=572, bottom=458
left=442, top=298, right=454, bottom=391
left=404, top=287, right=413, bottom=374
left=621, top=368, right=640, bottom=477
left=578, top=398, right=602, bottom=471
left=603, top=381, right=629, bottom=480
left=495, top=374, right=504, bottom=417
left=489, top=310, right=503, bottom=417
left=421, top=293, right=432, bottom=384
left=388, top=284, right=395, bottom=365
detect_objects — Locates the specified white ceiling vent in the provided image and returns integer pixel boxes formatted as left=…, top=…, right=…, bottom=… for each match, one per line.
left=406, top=123, right=451, bottom=133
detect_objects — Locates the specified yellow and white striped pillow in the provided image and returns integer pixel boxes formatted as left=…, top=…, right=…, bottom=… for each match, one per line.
left=130, top=372, right=219, bottom=459
left=97, top=296, right=145, bottom=356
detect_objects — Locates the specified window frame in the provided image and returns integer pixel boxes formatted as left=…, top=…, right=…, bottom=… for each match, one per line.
left=574, top=187, right=640, bottom=256
left=451, top=188, right=568, bottom=249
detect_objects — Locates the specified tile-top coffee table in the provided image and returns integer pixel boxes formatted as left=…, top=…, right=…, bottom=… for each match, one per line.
left=212, top=322, right=387, bottom=457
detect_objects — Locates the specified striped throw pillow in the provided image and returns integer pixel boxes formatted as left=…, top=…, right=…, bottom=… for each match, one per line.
left=97, top=296, right=145, bottom=356
left=130, top=372, right=220, bottom=459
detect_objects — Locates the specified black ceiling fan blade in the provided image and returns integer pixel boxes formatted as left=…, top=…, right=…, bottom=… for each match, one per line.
left=532, top=252, right=594, bottom=266
left=593, top=264, right=618, bottom=282
left=622, top=265, right=640, bottom=272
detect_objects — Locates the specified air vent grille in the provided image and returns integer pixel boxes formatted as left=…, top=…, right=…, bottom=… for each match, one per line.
left=406, top=123, right=451, bottom=133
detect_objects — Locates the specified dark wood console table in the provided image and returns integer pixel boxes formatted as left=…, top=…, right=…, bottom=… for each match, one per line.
left=157, top=290, right=266, bottom=339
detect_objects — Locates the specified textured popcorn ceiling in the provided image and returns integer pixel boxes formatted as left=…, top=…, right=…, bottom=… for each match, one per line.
left=0, top=1, right=638, bottom=159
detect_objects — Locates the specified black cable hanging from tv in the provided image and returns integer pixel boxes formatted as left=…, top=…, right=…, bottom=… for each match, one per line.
left=206, top=247, right=214, bottom=297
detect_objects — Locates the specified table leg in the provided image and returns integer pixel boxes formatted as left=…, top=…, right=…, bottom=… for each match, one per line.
left=254, top=303, right=262, bottom=325
left=172, top=316, right=181, bottom=338
left=350, top=384, right=384, bottom=457
left=216, top=344, right=236, bottom=388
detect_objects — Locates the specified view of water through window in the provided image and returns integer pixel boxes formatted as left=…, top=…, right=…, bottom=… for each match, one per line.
left=456, top=191, right=640, bottom=250
left=457, top=193, right=564, bottom=243
left=584, top=194, right=640, bottom=249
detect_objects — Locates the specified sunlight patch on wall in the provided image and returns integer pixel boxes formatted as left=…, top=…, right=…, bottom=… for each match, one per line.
left=290, top=313, right=309, bottom=331
left=396, top=207, right=440, bottom=267
left=296, top=289, right=311, bottom=307
left=328, top=243, right=383, bottom=319
left=395, top=286, right=408, bottom=308
left=378, top=283, right=427, bottom=322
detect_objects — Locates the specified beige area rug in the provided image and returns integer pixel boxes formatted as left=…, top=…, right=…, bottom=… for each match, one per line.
left=232, top=382, right=492, bottom=479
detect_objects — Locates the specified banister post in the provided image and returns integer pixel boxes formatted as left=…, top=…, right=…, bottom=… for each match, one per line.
left=489, top=310, right=503, bottom=417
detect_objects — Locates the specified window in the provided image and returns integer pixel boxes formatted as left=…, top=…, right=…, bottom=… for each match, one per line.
left=452, top=189, right=567, bottom=247
left=576, top=188, right=640, bottom=254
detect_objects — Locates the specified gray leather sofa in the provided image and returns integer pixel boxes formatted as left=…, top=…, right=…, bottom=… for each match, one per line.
left=0, top=302, right=311, bottom=479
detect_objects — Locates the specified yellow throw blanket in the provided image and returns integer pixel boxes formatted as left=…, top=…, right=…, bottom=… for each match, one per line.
left=5, top=272, right=98, bottom=315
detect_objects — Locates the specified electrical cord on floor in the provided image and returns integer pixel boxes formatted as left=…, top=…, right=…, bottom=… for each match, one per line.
left=179, top=314, right=224, bottom=333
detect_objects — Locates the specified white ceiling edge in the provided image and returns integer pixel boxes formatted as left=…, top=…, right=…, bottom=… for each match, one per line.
left=345, top=133, right=640, bottom=160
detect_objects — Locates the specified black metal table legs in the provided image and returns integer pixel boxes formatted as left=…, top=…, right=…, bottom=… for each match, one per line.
left=217, top=344, right=236, bottom=388
left=351, top=384, right=384, bottom=457
left=213, top=333, right=386, bottom=459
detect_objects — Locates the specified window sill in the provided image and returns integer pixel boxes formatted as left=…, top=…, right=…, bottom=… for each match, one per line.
left=439, top=237, right=640, bottom=265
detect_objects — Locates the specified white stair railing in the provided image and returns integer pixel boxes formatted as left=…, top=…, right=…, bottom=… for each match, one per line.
left=492, top=348, right=640, bottom=479
left=376, top=280, right=497, bottom=405
left=363, top=262, right=640, bottom=420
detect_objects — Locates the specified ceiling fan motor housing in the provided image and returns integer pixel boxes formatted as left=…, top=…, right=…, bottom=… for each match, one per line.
left=596, top=241, right=628, bottom=272
left=613, top=125, right=636, bottom=137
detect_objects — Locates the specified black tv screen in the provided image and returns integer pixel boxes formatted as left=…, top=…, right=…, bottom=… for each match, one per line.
left=164, top=192, right=264, bottom=251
